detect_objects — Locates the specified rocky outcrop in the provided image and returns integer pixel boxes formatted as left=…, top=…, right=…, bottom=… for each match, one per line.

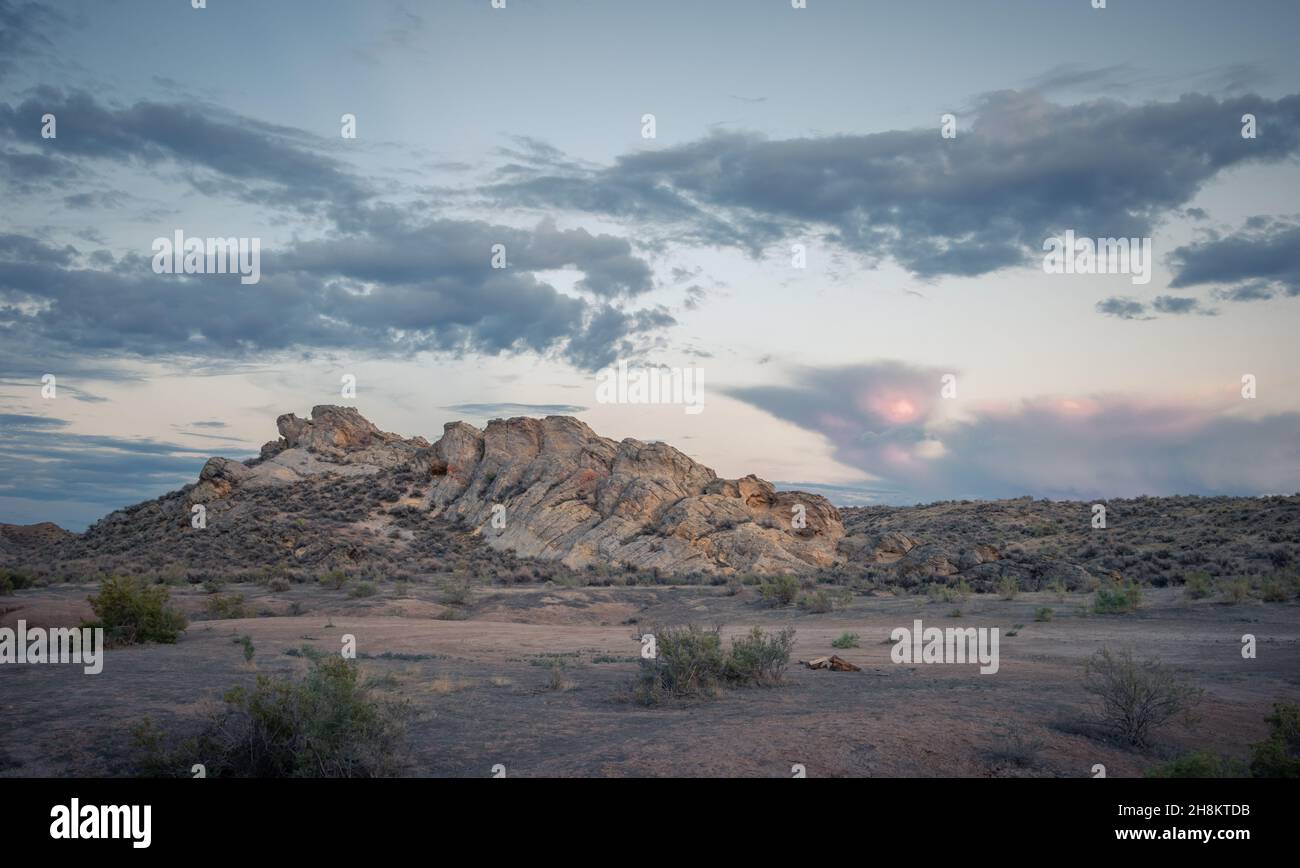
left=183, top=407, right=844, bottom=575
left=260, top=405, right=429, bottom=466
left=421, top=415, right=843, bottom=574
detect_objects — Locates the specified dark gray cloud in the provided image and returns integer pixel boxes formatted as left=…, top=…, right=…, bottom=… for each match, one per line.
left=727, top=362, right=1300, bottom=503
left=0, top=0, right=65, bottom=81
left=0, top=86, right=672, bottom=373
left=489, top=91, right=1300, bottom=279
left=1152, top=295, right=1213, bottom=315
left=1095, top=297, right=1150, bottom=320
left=1169, top=217, right=1300, bottom=301
left=0, top=88, right=370, bottom=216
left=0, top=219, right=672, bottom=373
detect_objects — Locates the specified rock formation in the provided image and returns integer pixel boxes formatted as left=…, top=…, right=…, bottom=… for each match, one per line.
left=193, top=406, right=844, bottom=575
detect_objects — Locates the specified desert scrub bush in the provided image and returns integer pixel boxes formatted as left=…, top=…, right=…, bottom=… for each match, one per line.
left=632, top=624, right=796, bottom=704
left=439, top=579, right=471, bottom=606
left=545, top=662, right=574, bottom=691
left=319, top=570, right=349, bottom=591
left=1082, top=647, right=1203, bottom=748
left=1145, top=751, right=1246, bottom=778
left=831, top=632, right=860, bottom=649
left=1182, top=570, right=1213, bottom=600
left=1034, top=607, right=1054, bottom=622
left=725, top=626, right=796, bottom=684
left=1092, top=581, right=1142, bottom=614
left=134, top=656, right=407, bottom=777
left=633, top=624, right=726, bottom=703
left=796, top=589, right=833, bottom=613
left=983, top=726, right=1044, bottom=769
left=1219, top=577, right=1251, bottom=604
left=927, top=579, right=972, bottom=604
left=205, top=592, right=249, bottom=620
left=1259, top=576, right=1290, bottom=603
left=85, top=576, right=188, bottom=646
left=759, top=574, right=800, bottom=607
left=0, top=568, right=38, bottom=595
left=348, top=582, right=377, bottom=599
left=268, top=577, right=292, bottom=593
left=1249, top=701, right=1300, bottom=778
left=997, top=576, right=1019, bottom=600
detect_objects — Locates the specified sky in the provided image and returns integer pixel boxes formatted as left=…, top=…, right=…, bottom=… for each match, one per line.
left=2, top=0, right=1299, bottom=530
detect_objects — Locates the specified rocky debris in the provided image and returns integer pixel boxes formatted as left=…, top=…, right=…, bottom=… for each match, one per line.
left=802, top=655, right=861, bottom=672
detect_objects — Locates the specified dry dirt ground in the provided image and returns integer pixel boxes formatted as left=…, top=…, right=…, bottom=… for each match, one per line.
left=2, top=581, right=1297, bottom=777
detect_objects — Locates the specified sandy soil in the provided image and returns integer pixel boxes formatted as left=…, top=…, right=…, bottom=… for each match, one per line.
left=2, top=581, right=1297, bottom=777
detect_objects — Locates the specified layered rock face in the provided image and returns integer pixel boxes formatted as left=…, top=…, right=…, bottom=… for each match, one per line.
left=189, top=406, right=844, bottom=575
left=422, top=415, right=843, bottom=573
left=190, top=406, right=430, bottom=503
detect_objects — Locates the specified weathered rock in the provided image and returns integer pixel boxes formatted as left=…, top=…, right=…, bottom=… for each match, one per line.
left=274, top=405, right=429, bottom=466
left=174, top=409, right=845, bottom=575
left=958, top=543, right=1001, bottom=570
left=894, top=543, right=960, bottom=585
left=837, top=530, right=918, bottom=563
left=1033, top=560, right=1095, bottom=592
left=421, top=415, right=843, bottom=573
left=190, top=456, right=253, bottom=503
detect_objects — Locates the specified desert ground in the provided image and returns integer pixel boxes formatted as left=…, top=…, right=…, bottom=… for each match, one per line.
left=3, top=578, right=1296, bottom=778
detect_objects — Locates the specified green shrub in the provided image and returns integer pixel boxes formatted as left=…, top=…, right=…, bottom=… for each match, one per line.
left=796, top=589, right=833, bottom=613
left=134, top=656, right=407, bottom=777
left=268, top=577, right=292, bottom=593
left=1259, top=577, right=1289, bottom=603
left=1183, top=570, right=1213, bottom=600
left=0, top=568, right=37, bottom=595
left=1145, top=751, right=1246, bottom=778
left=319, top=570, right=349, bottom=591
left=927, top=579, right=972, bottom=604
left=725, top=626, right=795, bottom=684
left=348, top=582, right=377, bottom=599
left=205, top=592, right=249, bottom=620
left=1220, top=577, right=1251, bottom=604
left=633, top=624, right=796, bottom=704
left=759, top=575, right=800, bottom=607
left=1034, top=607, right=1054, bottom=622
left=439, top=579, right=471, bottom=606
left=831, top=632, right=860, bottom=649
left=1082, top=647, right=1202, bottom=747
left=1092, top=582, right=1142, bottom=614
left=1249, top=701, right=1300, bottom=778
left=85, top=576, right=188, bottom=646
left=633, top=624, right=726, bottom=703
left=997, top=576, right=1019, bottom=600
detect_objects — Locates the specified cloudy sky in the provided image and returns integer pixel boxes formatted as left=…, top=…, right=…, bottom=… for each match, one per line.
left=2, top=0, right=1299, bottom=530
